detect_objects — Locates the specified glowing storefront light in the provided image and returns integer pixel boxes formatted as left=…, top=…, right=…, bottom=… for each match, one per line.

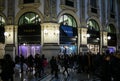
left=108, top=36, right=111, bottom=40
left=87, top=34, right=90, bottom=37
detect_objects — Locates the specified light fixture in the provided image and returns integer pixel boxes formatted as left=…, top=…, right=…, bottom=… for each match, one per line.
left=97, top=38, right=100, bottom=40
left=4, top=32, right=10, bottom=38
left=108, top=36, right=111, bottom=40
left=44, top=29, right=48, bottom=35
left=87, top=34, right=90, bottom=37
left=54, top=30, right=59, bottom=35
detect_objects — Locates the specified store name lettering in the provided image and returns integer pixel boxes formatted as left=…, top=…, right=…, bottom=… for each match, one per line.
left=24, top=29, right=35, bottom=32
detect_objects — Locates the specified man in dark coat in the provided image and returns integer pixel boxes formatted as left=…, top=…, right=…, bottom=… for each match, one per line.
left=1, top=54, right=15, bottom=81
left=50, top=56, right=59, bottom=79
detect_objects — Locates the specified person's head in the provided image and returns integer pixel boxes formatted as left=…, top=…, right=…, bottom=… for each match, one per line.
left=4, top=54, right=12, bottom=60
left=51, top=56, right=54, bottom=59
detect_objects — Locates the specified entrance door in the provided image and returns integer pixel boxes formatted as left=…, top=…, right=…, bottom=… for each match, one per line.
left=18, top=44, right=41, bottom=58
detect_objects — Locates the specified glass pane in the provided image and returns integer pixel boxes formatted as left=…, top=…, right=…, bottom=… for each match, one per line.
left=58, top=14, right=77, bottom=27
left=87, top=19, right=99, bottom=31
left=18, top=12, right=41, bottom=25
left=0, top=16, right=5, bottom=26
left=107, top=24, right=116, bottom=33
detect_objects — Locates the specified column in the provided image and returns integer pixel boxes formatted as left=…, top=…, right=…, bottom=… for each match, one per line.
left=4, top=25, right=14, bottom=44
left=102, top=31, right=108, bottom=53
left=0, top=43, right=5, bottom=59
left=79, top=27, right=88, bottom=53
left=41, top=22, right=60, bottom=60
left=41, top=23, right=60, bottom=45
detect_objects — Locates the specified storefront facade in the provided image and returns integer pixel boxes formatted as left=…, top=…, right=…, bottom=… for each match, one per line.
left=0, top=0, right=120, bottom=59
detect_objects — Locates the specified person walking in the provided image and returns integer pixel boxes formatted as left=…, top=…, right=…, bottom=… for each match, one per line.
left=50, top=56, right=59, bottom=79
left=1, top=54, right=15, bottom=81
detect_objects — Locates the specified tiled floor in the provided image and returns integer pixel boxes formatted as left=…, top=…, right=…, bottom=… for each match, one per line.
left=13, top=69, right=100, bottom=81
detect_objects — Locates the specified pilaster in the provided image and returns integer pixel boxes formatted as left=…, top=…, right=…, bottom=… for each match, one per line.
left=4, top=25, right=14, bottom=44
left=41, top=22, right=60, bottom=60
left=41, top=23, right=60, bottom=45
left=0, top=43, right=5, bottom=59
left=102, top=31, right=108, bottom=53
left=79, top=27, right=88, bottom=53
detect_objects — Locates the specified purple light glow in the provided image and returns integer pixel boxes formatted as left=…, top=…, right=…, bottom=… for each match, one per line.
left=19, top=45, right=41, bottom=57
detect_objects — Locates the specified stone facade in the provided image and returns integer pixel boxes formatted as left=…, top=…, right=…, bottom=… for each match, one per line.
left=0, top=0, right=120, bottom=59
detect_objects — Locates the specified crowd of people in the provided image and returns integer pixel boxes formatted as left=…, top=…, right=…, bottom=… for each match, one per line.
left=0, top=51, right=120, bottom=81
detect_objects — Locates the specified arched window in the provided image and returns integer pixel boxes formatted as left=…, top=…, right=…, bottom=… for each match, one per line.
left=107, top=24, right=116, bottom=34
left=87, top=19, right=99, bottom=31
left=59, top=14, right=77, bottom=44
left=18, top=12, right=41, bottom=44
left=18, top=12, right=41, bottom=26
left=87, top=19, right=100, bottom=54
left=0, top=16, right=5, bottom=26
left=58, top=14, right=77, bottom=27
left=107, top=24, right=116, bottom=46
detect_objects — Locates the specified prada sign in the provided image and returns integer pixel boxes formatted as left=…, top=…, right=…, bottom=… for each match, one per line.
left=18, top=24, right=41, bottom=35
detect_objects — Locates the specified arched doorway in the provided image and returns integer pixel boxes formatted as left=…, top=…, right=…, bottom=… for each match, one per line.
left=107, top=24, right=116, bottom=53
left=18, top=12, right=41, bottom=57
left=87, top=19, right=100, bottom=54
left=0, top=16, right=5, bottom=43
left=58, top=14, right=78, bottom=54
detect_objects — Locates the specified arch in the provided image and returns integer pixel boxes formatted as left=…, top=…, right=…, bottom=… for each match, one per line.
left=106, top=23, right=117, bottom=46
left=86, top=16, right=101, bottom=31
left=107, top=24, right=116, bottom=33
left=57, top=10, right=80, bottom=28
left=15, top=8, right=44, bottom=25
left=86, top=17, right=101, bottom=54
left=106, top=22, right=117, bottom=33
left=58, top=14, right=77, bottom=27
left=0, top=13, right=7, bottom=25
left=87, top=19, right=99, bottom=31
left=18, top=12, right=41, bottom=26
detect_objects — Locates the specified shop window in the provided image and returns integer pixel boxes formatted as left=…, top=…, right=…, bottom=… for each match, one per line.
left=59, top=14, right=77, bottom=44
left=107, top=24, right=116, bottom=46
left=87, top=19, right=100, bottom=44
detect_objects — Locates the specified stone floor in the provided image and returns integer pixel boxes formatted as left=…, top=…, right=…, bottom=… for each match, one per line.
left=13, top=69, right=100, bottom=81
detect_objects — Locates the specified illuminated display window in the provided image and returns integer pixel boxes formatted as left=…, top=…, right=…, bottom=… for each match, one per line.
left=59, top=14, right=77, bottom=44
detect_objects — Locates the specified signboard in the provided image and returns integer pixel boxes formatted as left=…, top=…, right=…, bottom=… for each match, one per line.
left=18, top=24, right=41, bottom=35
